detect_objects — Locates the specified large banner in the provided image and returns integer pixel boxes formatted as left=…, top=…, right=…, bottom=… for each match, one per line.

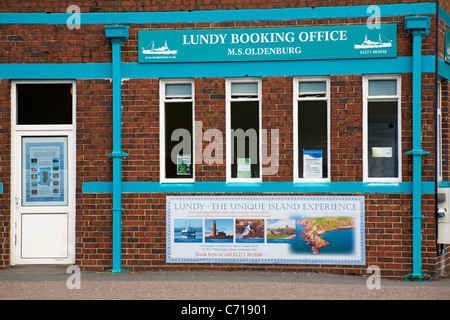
left=167, top=196, right=365, bottom=265
left=139, top=24, right=397, bottom=63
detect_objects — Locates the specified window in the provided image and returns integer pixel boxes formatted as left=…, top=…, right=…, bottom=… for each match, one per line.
left=293, top=77, right=330, bottom=182
left=226, top=79, right=262, bottom=182
left=363, top=75, right=401, bottom=182
left=16, top=83, right=73, bottom=125
left=160, top=79, right=194, bottom=183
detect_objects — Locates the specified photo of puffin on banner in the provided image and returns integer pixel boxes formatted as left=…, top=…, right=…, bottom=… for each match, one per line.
left=235, top=219, right=265, bottom=243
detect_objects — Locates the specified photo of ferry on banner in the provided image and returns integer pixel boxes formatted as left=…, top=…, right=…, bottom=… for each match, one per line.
left=181, top=225, right=196, bottom=238
left=142, top=41, right=177, bottom=55
left=354, top=34, right=392, bottom=49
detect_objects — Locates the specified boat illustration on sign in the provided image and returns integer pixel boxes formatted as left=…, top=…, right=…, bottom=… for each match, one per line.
left=354, top=34, right=392, bottom=49
left=181, top=225, right=196, bottom=237
left=142, top=41, right=177, bottom=55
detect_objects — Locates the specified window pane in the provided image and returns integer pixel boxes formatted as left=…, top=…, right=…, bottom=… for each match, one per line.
left=165, top=83, right=192, bottom=98
left=368, top=101, right=398, bottom=178
left=231, top=82, right=258, bottom=97
left=230, top=101, right=259, bottom=179
left=165, top=102, right=193, bottom=179
left=297, top=100, right=328, bottom=179
left=299, top=81, right=326, bottom=94
left=368, top=80, right=397, bottom=96
left=17, top=83, right=73, bottom=125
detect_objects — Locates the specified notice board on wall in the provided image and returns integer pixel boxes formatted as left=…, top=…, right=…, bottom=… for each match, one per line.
left=166, top=196, right=365, bottom=265
left=22, top=137, right=68, bottom=206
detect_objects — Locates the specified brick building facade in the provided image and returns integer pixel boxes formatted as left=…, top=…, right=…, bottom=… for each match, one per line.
left=1, top=0, right=450, bottom=281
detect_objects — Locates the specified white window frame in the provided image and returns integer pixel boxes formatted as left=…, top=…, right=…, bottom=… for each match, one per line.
left=159, top=79, right=195, bottom=183
left=226, top=78, right=262, bottom=183
left=363, top=75, right=402, bottom=183
left=293, top=76, right=331, bottom=183
left=437, top=80, right=443, bottom=183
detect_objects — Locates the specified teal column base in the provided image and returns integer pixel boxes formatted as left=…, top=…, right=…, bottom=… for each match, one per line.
left=107, top=269, right=129, bottom=274
left=405, top=273, right=431, bottom=282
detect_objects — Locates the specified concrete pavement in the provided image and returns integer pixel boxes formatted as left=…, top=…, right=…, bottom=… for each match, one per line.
left=0, top=265, right=449, bottom=301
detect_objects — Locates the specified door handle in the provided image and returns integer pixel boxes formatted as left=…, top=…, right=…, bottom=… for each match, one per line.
left=15, top=195, right=21, bottom=208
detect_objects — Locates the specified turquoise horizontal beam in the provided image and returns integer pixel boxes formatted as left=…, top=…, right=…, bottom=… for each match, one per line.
left=0, top=3, right=436, bottom=25
left=83, top=181, right=436, bottom=194
left=438, top=181, right=450, bottom=188
left=439, top=6, right=450, bottom=27
left=0, top=56, right=436, bottom=80
left=122, top=56, right=436, bottom=78
left=0, top=63, right=111, bottom=79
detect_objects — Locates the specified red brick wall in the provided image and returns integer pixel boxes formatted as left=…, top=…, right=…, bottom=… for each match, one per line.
left=442, top=81, right=449, bottom=180
left=438, top=1, right=450, bottom=182
left=0, top=80, right=11, bottom=269
left=0, top=24, right=110, bottom=64
left=196, top=78, right=227, bottom=181
left=76, top=191, right=439, bottom=279
left=436, top=2, right=450, bottom=278
left=72, top=72, right=442, bottom=279
left=0, top=15, right=438, bottom=64
left=122, top=79, right=160, bottom=182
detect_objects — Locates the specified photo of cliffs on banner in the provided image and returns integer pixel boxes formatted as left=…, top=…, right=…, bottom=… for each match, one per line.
left=1, top=0, right=450, bottom=303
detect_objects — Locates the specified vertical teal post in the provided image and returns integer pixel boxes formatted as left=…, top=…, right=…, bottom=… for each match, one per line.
left=104, top=25, right=129, bottom=273
left=404, top=16, right=431, bottom=282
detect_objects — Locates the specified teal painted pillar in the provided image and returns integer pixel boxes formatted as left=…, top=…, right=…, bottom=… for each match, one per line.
left=104, top=25, right=129, bottom=273
left=404, top=16, right=431, bottom=282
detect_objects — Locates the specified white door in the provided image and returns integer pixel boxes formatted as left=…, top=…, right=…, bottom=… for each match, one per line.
left=11, top=81, right=76, bottom=265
